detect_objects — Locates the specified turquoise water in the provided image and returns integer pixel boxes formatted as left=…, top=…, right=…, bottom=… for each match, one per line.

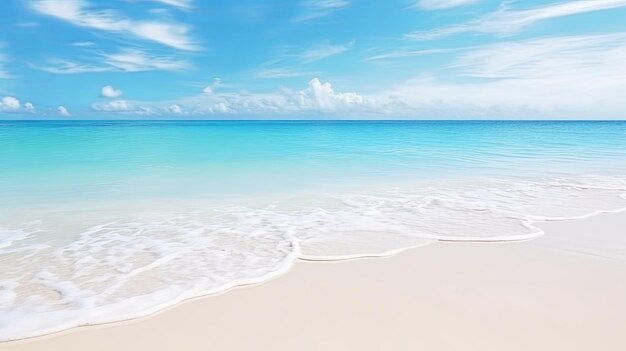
left=1, top=120, right=626, bottom=341
left=2, top=121, right=626, bottom=206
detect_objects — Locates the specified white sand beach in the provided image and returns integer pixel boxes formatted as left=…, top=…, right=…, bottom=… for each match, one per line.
left=2, top=212, right=625, bottom=351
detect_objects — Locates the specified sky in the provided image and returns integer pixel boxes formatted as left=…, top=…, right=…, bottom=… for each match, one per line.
left=1, top=0, right=626, bottom=119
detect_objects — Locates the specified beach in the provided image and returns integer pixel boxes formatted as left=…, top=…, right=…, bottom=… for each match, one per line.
left=3, top=211, right=625, bottom=351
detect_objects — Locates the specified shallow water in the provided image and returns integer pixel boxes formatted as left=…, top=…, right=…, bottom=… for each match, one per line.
left=1, top=120, right=626, bottom=340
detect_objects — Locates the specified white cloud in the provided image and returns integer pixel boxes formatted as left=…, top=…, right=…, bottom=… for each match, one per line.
left=0, top=97, right=36, bottom=114
left=252, top=68, right=316, bottom=79
left=34, top=60, right=111, bottom=74
left=91, top=99, right=154, bottom=115
left=294, top=0, right=350, bottom=22
left=0, top=96, right=21, bottom=111
left=202, top=86, right=213, bottom=94
left=103, top=49, right=190, bottom=72
left=70, top=41, right=95, bottom=47
left=407, top=0, right=626, bottom=40
left=364, top=48, right=457, bottom=62
left=140, top=0, right=192, bottom=9
left=299, top=41, right=353, bottom=63
left=414, top=0, right=479, bottom=10
left=92, top=99, right=131, bottom=111
left=30, top=0, right=197, bottom=50
left=100, top=85, right=123, bottom=98
left=167, top=104, right=183, bottom=114
left=373, top=33, right=626, bottom=118
left=36, top=49, right=189, bottom=74
left=57, top=106, right=70, bottom=116
left=296, top=78, right=364, bottom=110
left=75, top=33, right=626, bottom=119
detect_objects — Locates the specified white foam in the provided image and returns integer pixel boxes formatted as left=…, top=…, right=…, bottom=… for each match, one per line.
left=1, top=175, right=626, bottom=341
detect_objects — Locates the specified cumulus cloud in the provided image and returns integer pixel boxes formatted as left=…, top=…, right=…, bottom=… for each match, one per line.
left=30, top=0, right=197, bottom=50
left=100, top=85, right=123, bottom=98
left=79, top=32, right=626, bottom=120
left=0, top=96, right=21, bottom=111
left=296, top=78, right=364, bottom=110
left=92, top=99, right=132, bottom=111
left=167, top=104, right=183, bottom=114
left=57, top=106, right=70, bottom=116
left=24, top=102, right=36, bottom=112
left=407, top=0, right=626, bottom=40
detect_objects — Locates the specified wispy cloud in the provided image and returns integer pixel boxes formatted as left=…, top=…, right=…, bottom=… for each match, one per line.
left=413, top=0, right=479, bottom=11
left=407, top=0, right=626, bottom=40
left=449, top=33, right=626, bottom=80
left=364, top=48, right=457, bottom=62
left=33, top=60, right=111, bottom=74
left=30, top=0, right=198, bottom=50
left=379, top=33, right=626, bottom=118
left=299, top=41, right=354, bottom=63
left=138, top=0, right=193, bottom=9
left=34, top=49, right=189, bottom=74
left=251, top=68, right=316, bottom=79
left=103, top=49, right=190, bottom=71
left=294, top=0, right=350, bottom=22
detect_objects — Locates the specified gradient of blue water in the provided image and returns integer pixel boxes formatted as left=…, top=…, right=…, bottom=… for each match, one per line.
left=2, top=120, right=626, bottom=341
left=2, top=120, right=626, bottom=208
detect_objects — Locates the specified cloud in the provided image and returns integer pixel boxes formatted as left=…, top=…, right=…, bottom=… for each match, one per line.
left=373, top=33, right=626, bottom=118
left=34, top=60, right=111, bottom=74
left=30, top=0, right=197, bottom=50
left=57, top=106, right=70, bottom=116
left=299, top=41, right=354, bottom=63
left=100, top=85, right=123, bottom=98
left=297, top=78, right=364, bottom=110
left=70, top=41, right=95, bottom=47
left=252, top=68, right=317, bottom=79
left=103, top=49, right=190, bottom=72
left=140, top=0, right=192, bottom=9
left=407, top=0, right=626, bottom=40
left=167, top=104, right=184, bottom=114
left=24, top=102, right=36, bottom=112
left=0, top=96, right=21, bottom=111
left=70, top=32, right=626, bottom=119
left=36, top=49, right=189, bottom=74
left=364, top=48, right=457, bottom=62
left=294, top=0, right=350, bottom=22
left=414, top=0, right=479, bottom=10
left=91, top=99, right=154, bottom=115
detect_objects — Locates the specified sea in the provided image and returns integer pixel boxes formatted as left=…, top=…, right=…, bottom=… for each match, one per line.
left=1, top=120, right=626, bottom=340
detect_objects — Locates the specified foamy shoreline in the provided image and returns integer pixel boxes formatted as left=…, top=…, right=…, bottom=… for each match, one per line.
left=2, top=211, right=626, bottom=350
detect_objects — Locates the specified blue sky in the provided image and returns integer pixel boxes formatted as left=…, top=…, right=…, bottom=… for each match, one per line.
left=1, top=0, right=626, bottom=119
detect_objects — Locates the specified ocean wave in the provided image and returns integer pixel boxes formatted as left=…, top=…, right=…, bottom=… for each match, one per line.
left=1, top=175, right=626, bottom=341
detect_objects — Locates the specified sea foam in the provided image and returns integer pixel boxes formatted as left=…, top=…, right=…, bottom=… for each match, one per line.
left=1, top=175, right=626, bottom=341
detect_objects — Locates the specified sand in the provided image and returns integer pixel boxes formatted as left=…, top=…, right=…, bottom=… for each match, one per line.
left=2, top=212, right=626, bottom=351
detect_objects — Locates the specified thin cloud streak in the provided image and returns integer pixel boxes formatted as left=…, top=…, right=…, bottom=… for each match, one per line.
left=407, top=0, right=626, bottom=40
left=30, top=0, right=198, bottom=50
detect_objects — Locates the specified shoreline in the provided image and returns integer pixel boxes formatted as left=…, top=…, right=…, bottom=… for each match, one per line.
left=2, top=211, right=626, bottom=350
